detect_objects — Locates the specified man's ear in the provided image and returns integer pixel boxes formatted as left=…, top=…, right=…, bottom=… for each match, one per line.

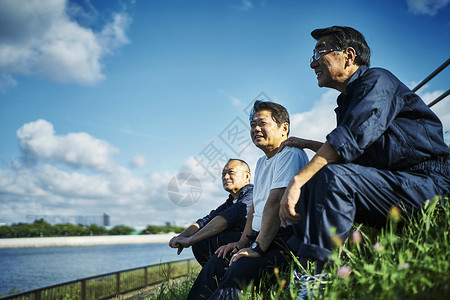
left=282, top=122, right=289, bottom=136
left=345, top=47, right=357, bottom=67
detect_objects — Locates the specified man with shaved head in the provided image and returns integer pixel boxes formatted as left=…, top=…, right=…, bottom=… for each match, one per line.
left=169, top=159, right=253, bottom=266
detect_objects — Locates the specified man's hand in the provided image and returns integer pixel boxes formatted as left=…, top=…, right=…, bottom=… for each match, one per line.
left=229, top=247, right=261, bottom=265
left=174, top=236, right=192, bottom=248
left=168, top=236, right=186, bottom=255
left=278, top=137, right=309, bottom=152
left=169, top=236, right=179, bottom=248
left=279, top=179, right=302, bottom=227
left=215, top=241, right=244, bottom=259
left=278, top=137, right=324, bottom=153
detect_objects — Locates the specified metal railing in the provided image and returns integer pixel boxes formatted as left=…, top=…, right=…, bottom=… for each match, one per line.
left=413, top=57, right=449, bottom=108
left=0, top=258, right=199, bottom=300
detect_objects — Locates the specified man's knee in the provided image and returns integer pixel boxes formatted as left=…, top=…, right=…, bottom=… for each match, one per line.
left=220, top=258, right=256, bottom=288
left=192, top=238, right=213, bottom=266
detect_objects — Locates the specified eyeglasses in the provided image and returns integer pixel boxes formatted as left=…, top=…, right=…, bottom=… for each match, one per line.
left=310, top=49, right=340, bottom=64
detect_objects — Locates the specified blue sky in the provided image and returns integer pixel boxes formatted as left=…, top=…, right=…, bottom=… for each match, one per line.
left=1, top=0, right=449, bottom=227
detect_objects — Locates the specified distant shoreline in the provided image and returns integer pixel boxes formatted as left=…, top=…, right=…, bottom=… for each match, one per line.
left=0, top=234, right=174, bottom=249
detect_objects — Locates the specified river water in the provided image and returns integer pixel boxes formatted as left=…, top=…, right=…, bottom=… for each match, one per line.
left=0, top=243, right=194, bottom=296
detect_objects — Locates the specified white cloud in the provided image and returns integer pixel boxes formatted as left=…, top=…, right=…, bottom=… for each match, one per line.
left=98, top=13, right=131, bottom=52
left=17, top=119, right=119, bottom=173
left=0, top=0, right=131, bottom=87
left=218, top=89, right=245, bottom=108
left=416, top=89, right=450, bottom=137
left=0, top=72, right=17, bottom=92
left=0, top=119, right=226, bottom=226
left=230, top=0, right=254, bottom=11
left=240, top=0, right=254, bottom=10
left=2, top=89, right=448, bottom=227
left=130, top=154, right=150, bottom=169
left=406, top=0, right=450, bottom=16
left=289, top=90, right=338, bottom=158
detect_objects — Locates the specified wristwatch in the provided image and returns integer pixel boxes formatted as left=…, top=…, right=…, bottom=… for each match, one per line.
left=249, top=241, right=264, bottom=256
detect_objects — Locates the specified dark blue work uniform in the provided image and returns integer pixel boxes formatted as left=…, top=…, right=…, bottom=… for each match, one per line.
left=192, top=184, right=253, bottom=265
left=288, top=66, right=450, bottom=263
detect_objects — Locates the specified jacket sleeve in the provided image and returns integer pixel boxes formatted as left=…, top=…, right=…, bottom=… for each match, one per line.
left=195, top=201, right=229, bottom=229
left=327, top=69, right=404, bottom=163
left=217, top=187, right=253, bottom=229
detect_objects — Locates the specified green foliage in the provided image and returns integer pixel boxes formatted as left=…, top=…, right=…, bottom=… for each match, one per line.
left=86, top=224, right=108, bottom=235
left=1, top=219, right=58, bottom=238
left=150, top=272, right=200, bottom=300
left=0, top=220, right=110, bottom=238
left=53, top=223, right=89, bottom=236
left=257, top=196, right=450, bottom=299
left=0, top=224, right=11, bottom=238
left=0, top=220, right=185, bottom=238
left=320, top=197, right=450, bottom=299
left=108, top=225, right=135, bottom=235
left=159, top=197, right=450, bottom=299
left=140, top=225, right=185, bottom=235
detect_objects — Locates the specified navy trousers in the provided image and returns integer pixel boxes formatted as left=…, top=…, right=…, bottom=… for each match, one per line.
left=288, top=161, right=450, bottom=263
left=192, top=230, right=242, bottom=266
left=188, top=227, right=293, bottom=300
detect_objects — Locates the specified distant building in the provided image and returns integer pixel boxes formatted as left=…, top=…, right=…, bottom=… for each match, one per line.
left=26, top=213, right=110, bottom=226
left=103, top=213, right=110, bottom=226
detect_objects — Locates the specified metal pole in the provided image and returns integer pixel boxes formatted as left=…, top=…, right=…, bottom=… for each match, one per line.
left=144, top=267, right=148, bottom=286
left=412, top=58, right=450, bottom=92
left=428, top=89, right=450, bottom=108
left=116, top=272, right=121, bottom=297
left=81, top=279, right=87, bottom=300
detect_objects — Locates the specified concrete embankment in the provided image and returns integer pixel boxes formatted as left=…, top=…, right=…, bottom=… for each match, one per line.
left=0, top=234, right=174, bottom=249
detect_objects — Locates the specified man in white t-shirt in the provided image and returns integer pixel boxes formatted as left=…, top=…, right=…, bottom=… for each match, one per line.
left=187, top=100, right=309, bottom=299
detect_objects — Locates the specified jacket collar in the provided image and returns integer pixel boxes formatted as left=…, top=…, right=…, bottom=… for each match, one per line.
left=226, top=183, right=253, bottom=204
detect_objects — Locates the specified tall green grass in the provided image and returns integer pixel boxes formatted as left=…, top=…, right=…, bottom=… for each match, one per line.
left=154, top=197, right=449, bottom=299
left=320, top=197, right=450, bottom=299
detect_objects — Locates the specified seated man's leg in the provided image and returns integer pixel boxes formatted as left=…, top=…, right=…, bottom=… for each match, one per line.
left=187, top=254, right=229, bottom=300
left=189, top=233, right=292, bottom=300
left=192, top=231, right=242, bottom=266
left=209, top=242, right=291, bottom=300
left=288, top=163, right=447, bottom=269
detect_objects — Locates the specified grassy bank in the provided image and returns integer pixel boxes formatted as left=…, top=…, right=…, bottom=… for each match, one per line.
left=152, top=197, right=449, bottom=299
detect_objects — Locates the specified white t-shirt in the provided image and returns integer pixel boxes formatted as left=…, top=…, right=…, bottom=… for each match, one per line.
left=251, top=146, right=309, bottom=231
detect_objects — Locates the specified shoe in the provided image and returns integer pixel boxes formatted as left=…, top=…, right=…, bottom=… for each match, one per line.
left=291, top=270, right=329, bottom=300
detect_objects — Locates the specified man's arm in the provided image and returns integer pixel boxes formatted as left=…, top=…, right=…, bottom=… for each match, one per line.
left=216, top=203, right=254, bottom=259
left=174, top=215, right=228, bottom=248
left=229, top=189, right=284, bottom=264
left=177, top=224, right=200, bottom=238
left=169, top=199, right=231, bottom=252
left=279, top=137, right=324, bottom=153
left=279, top=140, right=341, bottom=226
left=255, top=188, right=285, bottom=251
left=169, top=223, right=200, bottom=254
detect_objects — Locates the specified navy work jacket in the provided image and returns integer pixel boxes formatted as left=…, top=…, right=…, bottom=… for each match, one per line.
left=327, top=66, right=449, bottom=171
left=196, top=184, right=253, bottom=232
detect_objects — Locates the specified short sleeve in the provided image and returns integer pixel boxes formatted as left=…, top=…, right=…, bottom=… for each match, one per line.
left=271, top=147, right=309, bottom=189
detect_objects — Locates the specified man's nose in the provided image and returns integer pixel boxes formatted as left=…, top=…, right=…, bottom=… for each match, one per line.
left=310, top=59, right=318, bottom=69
